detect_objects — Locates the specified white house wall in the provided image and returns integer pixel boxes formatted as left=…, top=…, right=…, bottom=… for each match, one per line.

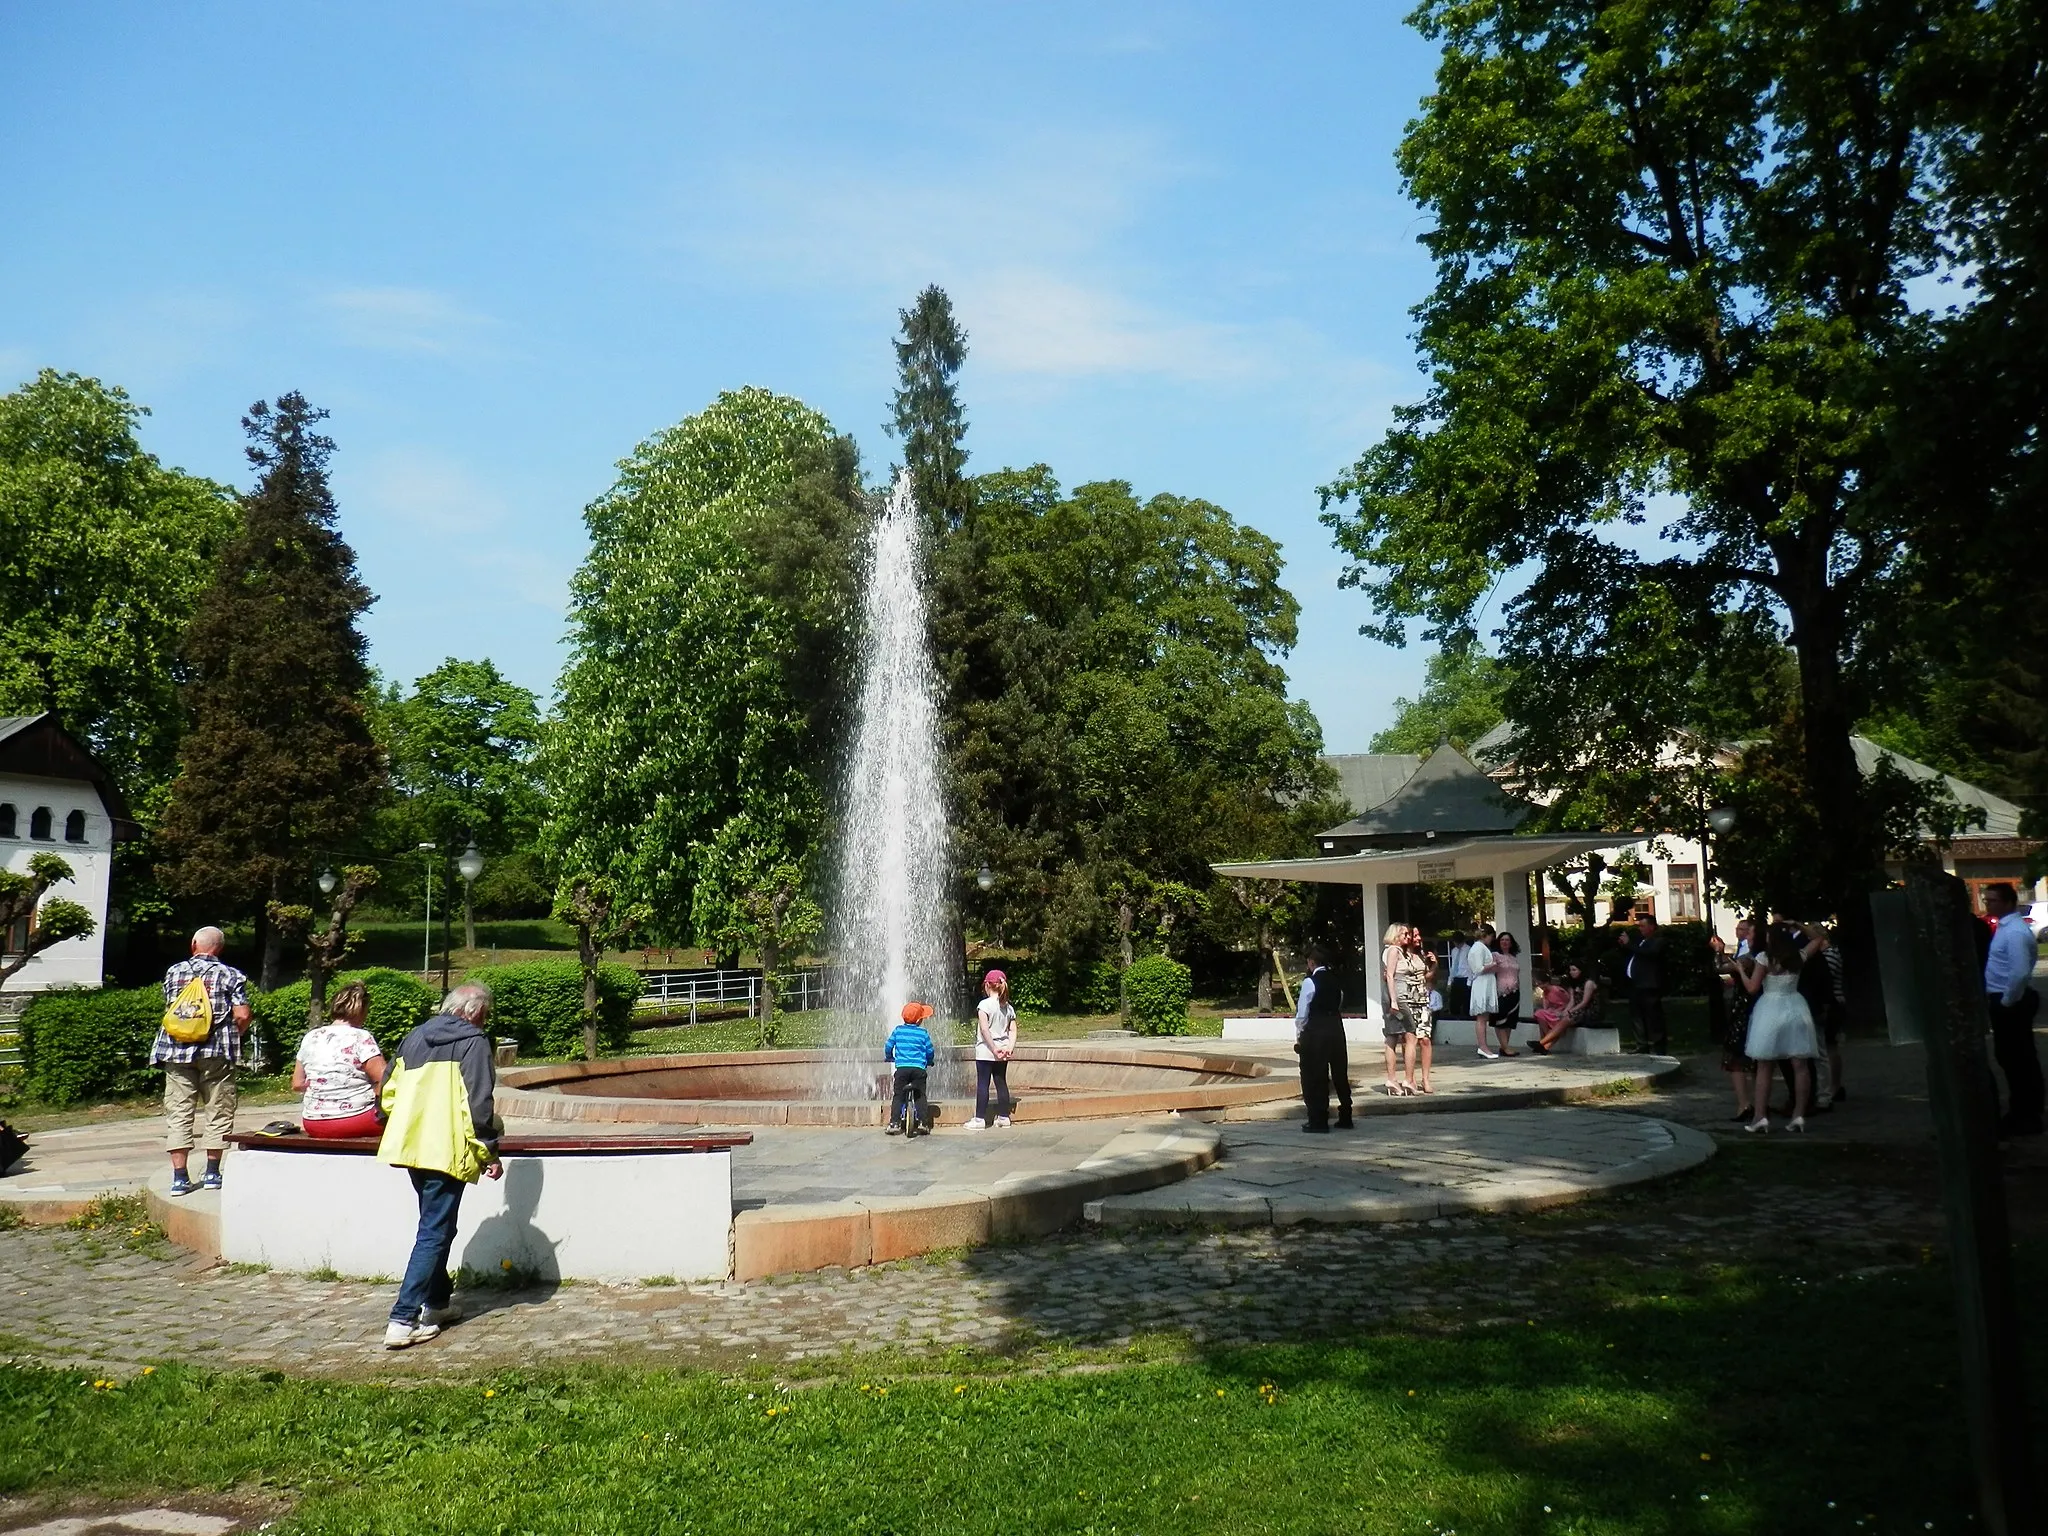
left=1, top=771, right=112, bottom=991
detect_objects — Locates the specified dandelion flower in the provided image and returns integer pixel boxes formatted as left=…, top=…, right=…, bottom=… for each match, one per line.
left=484, top=1389, right=497, bottom=1398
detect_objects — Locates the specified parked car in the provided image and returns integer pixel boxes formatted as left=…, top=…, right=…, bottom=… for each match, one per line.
left=2028, top=901, right=2048, bottom=941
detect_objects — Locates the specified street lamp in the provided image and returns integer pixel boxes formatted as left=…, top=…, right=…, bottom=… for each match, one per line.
left=317, top=868, right=338, bottom=897
left=1700, top=806, right=1737, bottom=938
left=457, top=842, right=485, bottom=955
left=418, top=843, right=437, bottom=974
left=975, top=864, right=994, bottom=892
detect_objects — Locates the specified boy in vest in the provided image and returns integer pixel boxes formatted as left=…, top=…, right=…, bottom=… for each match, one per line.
left=1295, top=947, right=1353, bottom=1132
left=153, top=927, right=253, bottom=1196
left=377, top=982, right=503, bottom=1349
left=884, top=1001, right=937, bottom=1137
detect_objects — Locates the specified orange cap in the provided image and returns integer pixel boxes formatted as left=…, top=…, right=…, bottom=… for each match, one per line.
left=900, top=1001, right=934, bottom=1024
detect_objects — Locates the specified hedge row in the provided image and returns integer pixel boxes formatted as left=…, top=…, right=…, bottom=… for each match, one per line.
left=16, top=986, right=162, bottom=1106
left=16, top=959, right=645, bottom=1105
left=467, top=960, right=642, bottom=1058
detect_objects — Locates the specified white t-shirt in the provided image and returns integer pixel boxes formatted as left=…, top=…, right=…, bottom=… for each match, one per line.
left=975, top=996, right=1017, bottom=1062
left=296, top=1022, right=382, bottom=1119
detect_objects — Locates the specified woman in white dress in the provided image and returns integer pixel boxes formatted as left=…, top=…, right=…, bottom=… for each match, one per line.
left=1740, top=931, right=1822, bottom=1133
left=1467, top=925, right=1501, bottom=1058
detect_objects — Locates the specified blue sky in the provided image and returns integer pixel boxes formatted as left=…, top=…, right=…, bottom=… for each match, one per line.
left=1, top=2, right=1447, bottom=752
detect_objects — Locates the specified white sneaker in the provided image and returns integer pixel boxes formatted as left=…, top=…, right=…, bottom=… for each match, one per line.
left=422, top=1303, right=463, bottom=1326
left=383, top=1319, right=442, bottom=1350
left=1477, top=1048, right=1499, bottom=1060
left=993, top=1116, right=1011, bottom=1128
left=961, top=1117, right=987, bottom=1131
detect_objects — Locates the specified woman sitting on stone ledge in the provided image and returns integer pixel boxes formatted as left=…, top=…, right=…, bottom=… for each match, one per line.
left=294, top=981, right=388, bottom=1139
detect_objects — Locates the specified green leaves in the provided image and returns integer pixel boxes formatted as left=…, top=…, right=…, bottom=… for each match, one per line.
left=378, top=658, right=544, bottom=856
left=544, top=389, right=860, bottom=941
left=0, top=370, right=236, bottom=804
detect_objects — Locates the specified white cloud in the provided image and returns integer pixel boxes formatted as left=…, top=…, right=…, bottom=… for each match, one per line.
left=353, top=447, right=509, bottom=537
left=319, top=286, right=500, bottom=357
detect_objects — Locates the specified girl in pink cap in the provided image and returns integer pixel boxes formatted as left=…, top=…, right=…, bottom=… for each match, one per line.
left=967, top=969, right=1017, bottom=1129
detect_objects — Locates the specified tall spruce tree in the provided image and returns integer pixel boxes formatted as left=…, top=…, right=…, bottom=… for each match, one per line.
left=889, top=285, right=971, bottom=534
left=156, top=394, right=383, bottom=989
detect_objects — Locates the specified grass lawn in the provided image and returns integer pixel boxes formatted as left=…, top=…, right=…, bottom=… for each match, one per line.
left=0, top=1240, right=2029, bottom=1534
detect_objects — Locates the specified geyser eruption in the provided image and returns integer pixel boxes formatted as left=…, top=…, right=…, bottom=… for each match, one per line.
left=826, top=470, right=956, bottom=1097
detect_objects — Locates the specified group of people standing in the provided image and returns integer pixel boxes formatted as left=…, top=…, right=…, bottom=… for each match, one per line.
left=1710, top=916, right=1844, bottom=1133
left=151, top=926, right=507, bottom=1350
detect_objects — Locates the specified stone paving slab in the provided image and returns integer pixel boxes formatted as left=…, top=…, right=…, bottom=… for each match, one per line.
left=1087, top=1107, right=1714, bottom=1229
left=1200, top=1040, right=1682, bottom=1120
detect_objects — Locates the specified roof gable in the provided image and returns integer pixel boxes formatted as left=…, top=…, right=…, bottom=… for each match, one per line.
left=0, top=713, right=132, bottom=825
left=1319, top=745, right=1526, bottom=840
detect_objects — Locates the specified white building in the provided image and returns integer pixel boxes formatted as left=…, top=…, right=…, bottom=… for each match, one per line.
left=0, top=714, right=127, bottom=993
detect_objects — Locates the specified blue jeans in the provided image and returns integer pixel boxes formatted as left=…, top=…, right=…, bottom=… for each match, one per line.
left=392, top=1167, right=464, bottom=1324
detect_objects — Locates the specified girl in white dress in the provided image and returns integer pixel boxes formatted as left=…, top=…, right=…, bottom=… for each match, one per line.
left=1740, top=931, right=1821, bottom=1133
left=1467, top=925, right=1501, bottom=1058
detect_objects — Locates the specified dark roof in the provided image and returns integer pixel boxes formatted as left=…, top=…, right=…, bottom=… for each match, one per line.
left=1321, top=753, right=1423, bottom=819
left=1318, top=745, right=1526, bottom=842
left=0, top=713, right=133, bottom=827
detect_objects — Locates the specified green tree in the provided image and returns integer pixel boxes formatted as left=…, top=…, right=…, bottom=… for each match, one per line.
left=378, top=658, right=545, bottom=947
left=543, top=389, right=863, bottom=939
left=0, top=852, right=96, bottom=996
left=690, top=821, right=823, bottom=1047
left=156, top=394, right=384, bottom=990
left=1322, top=0, right=1983, bottom=1006
left=1371, top=645, right=1509, bottom=755
left=950, top=468, right=1329, bottom=988
left=0, top=371, right=237, bottom=803
left=552, top=873, right=647, bottom=1061
left=889, top=285, right=971, bottom=535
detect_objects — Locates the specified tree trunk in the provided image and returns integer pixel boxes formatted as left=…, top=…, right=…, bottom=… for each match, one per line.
left=758, top=928, right=780, bottom=1048
left=1116, top=898, right=1134, bottom=1023
left=1256, top=918, right=1274, bottom=1016
left=258, top=895, right=283, bottom=994
left=1792, top=604, right=1887, bottom=1029
left=580, top=924, right=599, bottom=1062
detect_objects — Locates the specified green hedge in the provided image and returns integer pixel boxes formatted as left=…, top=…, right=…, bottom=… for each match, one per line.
left=251, top=968, right=441, bottom=1063
left=1001, top=959, right=1121, bottom=1017
left=463, top=960, right=643, bottom=1057
left=17, top=986, right=162, bottom=1105
left=1124, top=954, right=1192, bottom=1037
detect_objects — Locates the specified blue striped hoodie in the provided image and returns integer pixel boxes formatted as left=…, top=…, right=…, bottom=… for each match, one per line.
left=884, top=1022, right=935, bottom=1071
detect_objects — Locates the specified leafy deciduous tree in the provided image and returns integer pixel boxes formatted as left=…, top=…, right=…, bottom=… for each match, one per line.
left=1322, top=0, right=1984, bottom=1011
left=0, top=852, right=96, bottom=995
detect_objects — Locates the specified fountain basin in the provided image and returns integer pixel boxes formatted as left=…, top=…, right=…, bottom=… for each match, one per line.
left=499, top=1044, right=1292, bottom=1127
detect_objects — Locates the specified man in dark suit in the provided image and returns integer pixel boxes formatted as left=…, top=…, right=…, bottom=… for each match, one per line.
left=1294, top=946, right=1353, bottom=1132
left=1625, top=914, right=1668, bottom=1054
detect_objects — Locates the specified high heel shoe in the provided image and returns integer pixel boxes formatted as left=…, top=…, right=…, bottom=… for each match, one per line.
left=1786, top=1116, right=1806, bottom=1134
left=1745, top=1117, right=1770, bottom=1134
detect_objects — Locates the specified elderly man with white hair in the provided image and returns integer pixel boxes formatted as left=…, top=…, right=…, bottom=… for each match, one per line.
left=152, top=926, right=253, bottom=1197
left=375, top=981, right=504, bottom=1349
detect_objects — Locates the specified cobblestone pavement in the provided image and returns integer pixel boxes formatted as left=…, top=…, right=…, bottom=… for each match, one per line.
left=0, top=1116, right=1944, bottom=1381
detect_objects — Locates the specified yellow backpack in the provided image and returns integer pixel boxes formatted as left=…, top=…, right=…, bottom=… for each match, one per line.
left=162, top=974, right=214, bottom=1044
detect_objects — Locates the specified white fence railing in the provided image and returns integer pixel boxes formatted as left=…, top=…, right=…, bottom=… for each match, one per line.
left=633, top=967, right=830, bottom=1021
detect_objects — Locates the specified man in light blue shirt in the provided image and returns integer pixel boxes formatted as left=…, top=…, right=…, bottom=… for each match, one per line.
left=1983, top=883, right=2041, bottom=1137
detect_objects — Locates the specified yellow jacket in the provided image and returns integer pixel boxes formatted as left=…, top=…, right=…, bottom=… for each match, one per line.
left=376, top=1014, right=501, bottom=1182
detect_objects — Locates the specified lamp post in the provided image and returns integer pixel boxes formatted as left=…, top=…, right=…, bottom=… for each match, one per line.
left=457, top=842, right=485, bottom=955
left=1702, top=804, right=1738, bottom=939
left=976, top=864, right=994, bottom=892
left=418, top=842, right=437, bottom=975
left=317, top=868, right=337, bottom=898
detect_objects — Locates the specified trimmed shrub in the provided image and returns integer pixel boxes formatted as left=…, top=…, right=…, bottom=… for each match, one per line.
left=464, top=960, right=643, bottom=1057
left=992, top=958, right=1121, bottom=1017
left=251, top=968, right=440, bottom=1063
left=17, top=986, right=162, bottom=1105
left=1124, top=953, right=1192, bottom=1037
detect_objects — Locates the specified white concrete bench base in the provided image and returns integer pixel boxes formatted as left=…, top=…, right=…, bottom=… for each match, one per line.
left=220, top=1146, right=733, bottom=1283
